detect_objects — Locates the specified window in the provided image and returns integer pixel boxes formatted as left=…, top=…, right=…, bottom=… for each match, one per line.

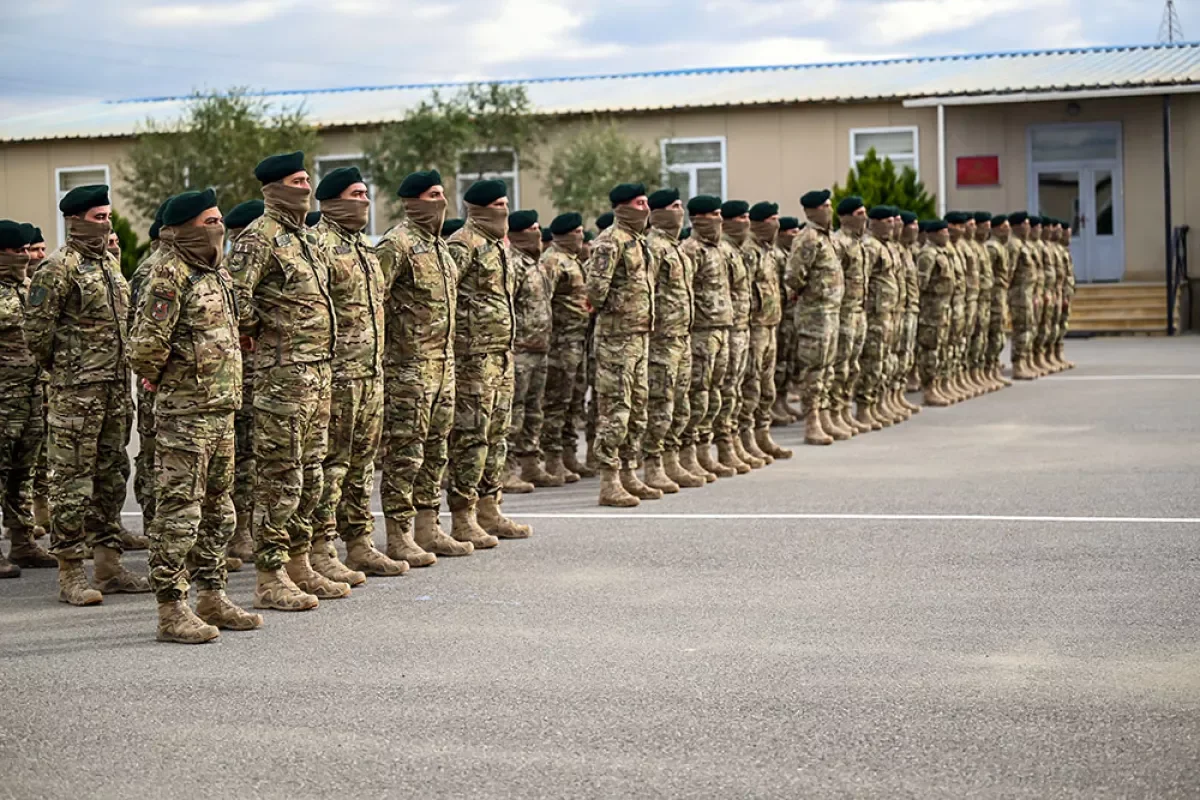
left=850, top=127, right=919, bottom=175
left=55, top=164, right=110, bottom=247
left=456, top=149, right=519, bottom=215
left=314, top=155, right=378, bottom=239
left=661, top=137, right=726, bottom=202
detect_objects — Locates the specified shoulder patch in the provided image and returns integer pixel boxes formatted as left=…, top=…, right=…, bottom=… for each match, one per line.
left=28, top=284, right=46, bottom=306
left=150, top=298, right=173, bottom=321
left=334, top=243, right=352, bottom=256
left=153, top=287, right=177, bottom=300
left=274, top=233, right=292, bottom=248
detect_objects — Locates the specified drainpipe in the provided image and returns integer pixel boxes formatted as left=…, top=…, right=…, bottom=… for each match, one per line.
left=1164, top=94, right=1175, bottom=336
left=937, top=104, right=947, bottom=217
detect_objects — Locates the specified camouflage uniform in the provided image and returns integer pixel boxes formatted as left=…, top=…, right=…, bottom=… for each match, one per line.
left=784, top=222, right=843, bottom=414
left=985, top=236, right=1011, bottom=372
left=856, top=234, right=900, bottom=409
left=643, top=227, right=694, bottom=459
left=230, top=209, right=336, bottom=571
left=0, top=254, right=44, bottom=547
left=898, top=239, right=921, bottom=390
left=714, top=238, right=750, bottom=445
left=230, top=229, right=257, bottom=553
left=740, top=236, right=783, bottom=432
left=1036, top=238, right=1058, bottom=364
left=916, top=241, right=954, bottom=385
left=945, top=240, right=967, bottom=380
left=311, top=216, right=384, bottom=545
left=773, top=238, right=799, bottom=404
left=446, top=219, right=517, bottom=508
left=128, top=243, right=241, bottom=603
left=954, top=236, right=980, bottom=375
left=828, top=228, right=867, bottom=418
left=680, top=233, right=732, bottom=447
left=25, top=240, right=131, bottom=560
left=508, top=244, right=555, bottom=459
left=587, top=221, right=654, bottom=470
left=377, top=219, right=457, bottom=523
left=1057, top=240, right=1075, bottom=350
left=128, top=243, right=165, bottom=527
left=1006, top=235, right=1038, bottom=369
left=541, top=242, right=589, bottom=459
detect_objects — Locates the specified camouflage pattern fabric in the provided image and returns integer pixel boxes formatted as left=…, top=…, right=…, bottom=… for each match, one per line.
left=856, top=235, right=900, bottom=407
left=593, top=332, right=650, bottom=470
left=683, top=327, right=729, bottom=446
left=447, top=352, right=512, bottom=509
left=773, top=240, right=799, bottom=407
left=510, top=350, right=549, bottom=457
left=644, top=228, right=694, bottom=458
left=227, top=228, right=257, bottom=547
left=447, top=220, right=516, bottom=356
left=714, top=236, right=751, bottom=442
left=541, top=243, right=588, bottom=457
left=1057, top=243, right=1076, bottom=345
left=916, top=243, right=954, bottom=385
left=954, top=238, right=980, bottom=373
left=0, top=262, right=43, bottom=539
left=381, top=358, right=455, bottom=522
left=509, top=246, right=555, bottom=458
left=829, top=229, right=867, bottom=415
left=1006, top=237, right=1038, bottom=365
left=785, top=223, right=844, bottom=413
left=741, top=325, right=777, bottom=431
left=128, top=245, right=164, bottom=526
left=946, top=242, right=967, bottom=378
left=969, top=238, right=994, bottom=372
left=898, top=241, right=921, bottom=389
left=985, top=237, right=1011, bottom=369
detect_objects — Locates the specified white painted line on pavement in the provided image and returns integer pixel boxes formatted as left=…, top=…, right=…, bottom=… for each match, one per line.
left=1047, top=374, right=1200, bottom=381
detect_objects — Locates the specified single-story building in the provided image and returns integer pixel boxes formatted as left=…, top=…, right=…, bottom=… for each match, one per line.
left=2, top=42, right=1198, bottom=329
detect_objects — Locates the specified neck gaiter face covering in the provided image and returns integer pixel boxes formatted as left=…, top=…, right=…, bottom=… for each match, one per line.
left=553, top=231, right=583, bottom=256
left=261, top=183, right=311, bottom=229
left=722, top=218, right=750, bottom=245
left=0, top=251, right=29, bottom=283
left=871, top=221, right=894, bottom=242
left=68, top=217, right=112, bottom=259
left=751, top=218, right=779, bottom=246
left=509, top=229, right=542, bottom=258
left=692, top=216, right=722, bottom=245
left=650, top=208, right=684, bottom=239
left=320, top=198, right=370, bottom=232
left=467, top=204, right=508, bottom=240
left=404, top=197, right=447, bottom=236
left=614, top=205, right=649, bottom=235
left=170, top=224, right=225, bottom=268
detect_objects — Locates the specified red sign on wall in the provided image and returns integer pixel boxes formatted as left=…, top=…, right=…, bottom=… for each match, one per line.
left=956, top=155, right=1000, bottom=187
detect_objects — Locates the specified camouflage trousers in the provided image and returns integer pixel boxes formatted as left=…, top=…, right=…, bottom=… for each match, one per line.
left=233, top=373, right=255, bottom=541
left=963, top=295, right=979, bottom=367
left=448, top=351, right=513, bottom=510
left=47, top=380, right=131, bottom=560
left=382, top=358, right=454, bottom=521
left=1058, top=292, right=1072, bottom=343
left=542, top=331, right=587, bottom=456
left=0, top=391, right=43, bottom=539
left=987, top=290, right=1009, bottom=368
left=897, top=313, right=918, bottom=388
left=714, top=328, right=750, bottom=443
left=134, top=382, right=156, bottom=527
left=147, top=412, right=234, bottom=603
left=643, top=333, right=691, bottom=458
left=314, top=374, right=382, bottom=544
left=32, top=388, right=48, bottom=507
left=790, top=311, right=839, bottom=414
left=1037, top=289, right=1059, bottom=353
left=684, top=327, right=729, bottom=447
left=740, top=325, right=778, bottom=431
left=1008, top=284, right=1037, bottom=364
left=948, top=296, right=966, bottom=375
left=593, top=331, right=649, bottom=470
left=970, top=291, right=992, bottom=369
left=510, top=349, right=549, bottom=457
left=774, top=307, right=798, bottom=400
left=828, top=311, right=866, bottom=414
left=856, top=309, right=898, bottom=406
left=251, top=362, right=331, bottom=572
left=917, top=311, right=949, bottom=386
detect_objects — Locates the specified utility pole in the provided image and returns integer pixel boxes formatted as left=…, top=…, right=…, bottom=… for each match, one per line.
left=1159, top=0, right=1183, bottom=44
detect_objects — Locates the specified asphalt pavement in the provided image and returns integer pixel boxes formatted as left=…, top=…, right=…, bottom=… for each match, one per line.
left=1, top=337, right=1198, bottom=799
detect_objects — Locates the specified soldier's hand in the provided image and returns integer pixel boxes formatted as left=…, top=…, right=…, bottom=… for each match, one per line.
left=240, top=335, right=256, bottom=353
left=141, top=377, right=157, bottom=393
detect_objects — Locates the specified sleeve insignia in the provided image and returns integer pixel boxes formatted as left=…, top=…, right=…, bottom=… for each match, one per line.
left=28, top=284, right=46, bottom=306
left=150, top=298, right=172, bottom=321
left=274, top=233, right=292, bottom=248
left=152, top=287, right=177, bottom=300
left=334, top=244, right=352, bottom=255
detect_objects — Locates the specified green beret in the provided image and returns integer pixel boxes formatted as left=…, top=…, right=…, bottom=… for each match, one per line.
left=550, top=212, right=583, bottom=235
left=800, top=189, right=831, bottom=209
left=720, top=200, right=750, bottom=219
left=680, top=227, right=691, bottom=240
left=254, top=151, right=305, bottom=185
left=0, top=220, right=25, bottom=250
left=917, top=221, right=930, bottom=233
left=749, top=201, right=778, bottom=221
left=990, top=214, right=1008, bottom=226
left=541, top=227, right=554, bottom=243
left=1029, top=215, right=1044, bottom=227
left=224, top=199, right=265, bottom=231
left=18, top=222, right=36, bottom=245
left=686, top=195, right=721, bottom=216
left=462, top=179, right=507, bottom=207
left=29, top=226, right=43, bottom=245
left=162, top=188, right=218, bottom=227
left=926, top=220, right=949, bottom=232
left=398, top=169, right=443, bottom=199
left=869, top=205, right=896, bottom=220
left=647, top=188, right=680, bottom=210
left=779, top=216, right=801, bottom=232
left=441, top=218, right=465, bottom=237
left=836, top=196, right=864, bottom=216
left=59, top=184, right=110, bottom=216
left=900, top=211, right=918, bottom=225
left=973, top=211, right=992, bottom=224
left=595, top=212, right=614, bottom=230
left=316, top=166, right=364, bottom=202
left=584, top=230, right=596, bottom=242
left=305, top=211, right=322, bottom=227
left=508, top=209, right=538, bottom=232
left=944, top=211, right=971, bottom=224
left=1008, top=211, right=1029, bottom=225
left=609, top=182, right=646, bottom=206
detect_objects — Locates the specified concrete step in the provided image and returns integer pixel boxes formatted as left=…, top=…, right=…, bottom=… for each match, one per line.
left=1068, top=282, right=1171, bottom=334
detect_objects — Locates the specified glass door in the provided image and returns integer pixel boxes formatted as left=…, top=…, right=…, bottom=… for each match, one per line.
left=1035, top=168, right=1086, bottom=279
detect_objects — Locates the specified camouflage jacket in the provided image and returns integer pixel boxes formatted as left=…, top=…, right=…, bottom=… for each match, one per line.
left=646, top=228, right=694, bottom=338
left=985, top=238, right=1011, bottom=293
left=128, top=245, right=242, bottom=416
left=953, top=238, right=980, bottom=303
left=916, top=244, right=954, bottom=325
left=862, top=235, right=901, bottom=320
left=785, top=223, right=843, bottom=316
left=1060, top=245, right=1076, bottom=297
left=511, top=245, right=555, bottom=353
left=128, top=242, right=164, bottom=329
left=897, top=241, right=920, bottom=315
left=25, top=242, right=129, bottom=388
left=832, top=229, right=868, bottom=316
left=229, top=208, right=336, bottom=370
left=448, top=219, right=516, bottom=355
left=313, top=217, right=384, bottom=379
left=971, top=238, right=994, bottom=301
left=544, top=243, right=588, bottom=341
left=586, top=224, right=654, bottom=337
left=722, top=237, right=751, bottom=330
left=746, top=238, right=783, bottom=328
left=1038, top=241, right=1059, bottom=292
left=681, top=235, right=732, bottom=330
left=377, top=219, right=456, bottom=363
left=1006, top=238, right=1038, bottom=293
left=0, top=268, right=40, bottom=395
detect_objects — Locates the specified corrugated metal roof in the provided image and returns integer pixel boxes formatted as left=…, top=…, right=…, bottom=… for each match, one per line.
left=4, top=42, right=1199, bottom=143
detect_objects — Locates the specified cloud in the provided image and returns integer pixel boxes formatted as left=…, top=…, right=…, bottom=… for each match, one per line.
left=136, top=0, right=299, bottom=28
left=467, top=0, right=625, bottom=65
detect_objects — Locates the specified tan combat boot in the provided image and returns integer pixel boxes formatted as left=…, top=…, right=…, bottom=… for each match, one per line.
left=741, top=428, right=773, bottom=465
left=785, top=397, right=805, bottom=422
left=157, top=600, right=220, bottom=644
left=584, top=438, right=599, bottom=474
left=1012, top=357, right=1036, bottom=381
left=679, top=444, right=716, bottom=483
left=8, top=528, right=55, bottom=568
left=254, top=568, right=319, bottom=611
left=643, top=456, right=681, bottom=494
left=227, top=519, right=254, bottom=563
left=285, top=552, right=351, bottom=599
left=994, top=364, right=1013, bottom=387
left=310, top=536, right=366, bottom=586
left=598, top=467, right=639, bottom=508
left=451, top=504, right=500, bottom=549
left=770, top=397, right=792, bottom=427
left=385, top=517, right=437, bottom=567
left=414, top=508, right=474, bottom=556
left=519, top=454, right=563, bottom=488
left=55, top=557, right=100, bottom=604
left=1057, top=343, right=1075, bottom=370
left=731, top=433, right=762, bottom=469
left=195, top=589, right=263, bottom=631
left=93, top=545, right=151, bottom=594
left=621, top=466, right=664, bottom=500
left=922, top=382, right=950, bottom=407
left=898, top=388, right=921, bottom=414
left=756, top=427, right=793, bottom=460
left=563, top=448, right=594, bottom=479
left=478, top=494, right=533, bottom=539
left=502, top=459, right=535, bottom=494
left=118, top=526, right=149, bottom=551
left=842, top=406, right=870, bottom=435
left=697, top=441, right=736, bottom=478
left=346, top=533, right=410, bottom=575
left=716, top=438, right=751, bottom=474
left=804, top=410, right=834, bottom=446
left=544, top=452, right=580, bottom=484
left=663, top=450, right=706, bottom=488
left=890, top=389, right=913, bottom=420
left=819, top=409, right=851, bottom=441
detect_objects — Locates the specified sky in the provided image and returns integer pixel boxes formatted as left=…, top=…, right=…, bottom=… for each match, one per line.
left=0, top=0, right=1187, bottom=116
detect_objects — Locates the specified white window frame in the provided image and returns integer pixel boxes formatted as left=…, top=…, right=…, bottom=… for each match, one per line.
left=849, top=126, right=920, bottom=177
left=455, top=147, right=520, bottom=215
left=54, top=164, right=111, bottom=248
left=660, top=136, right=727, bottom=199
left=313, top=153, right=379, bottom=240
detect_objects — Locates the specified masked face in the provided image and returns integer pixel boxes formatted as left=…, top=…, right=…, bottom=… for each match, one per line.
left=614, top=203, right=649, bottom=234
left=261, top=182, right=311, bottom=228
left=690, top=214, right=722, bottom=245
left=320, top=198, right=371, bottom=232
left=170, top=220, right=226, bottom=268
left=467, top=203, right=509, bottom=240
left=403, top=196, right=448, bottom=236
left=650, top=207, right=685, bottom=237
left=67, top=216, right=113, bottom=258
left=805, top=202, right=832, bottom=229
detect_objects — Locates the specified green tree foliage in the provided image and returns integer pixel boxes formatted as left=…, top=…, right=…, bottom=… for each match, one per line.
left=832, top=148, right=937, bottom=222
left=110, top=210, right=148, bottom=279
left=363, top=83, right=543, bottom=214
left=545, top=119, right=661, bottom=223
left=120, top=88, right=320, bottom=225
